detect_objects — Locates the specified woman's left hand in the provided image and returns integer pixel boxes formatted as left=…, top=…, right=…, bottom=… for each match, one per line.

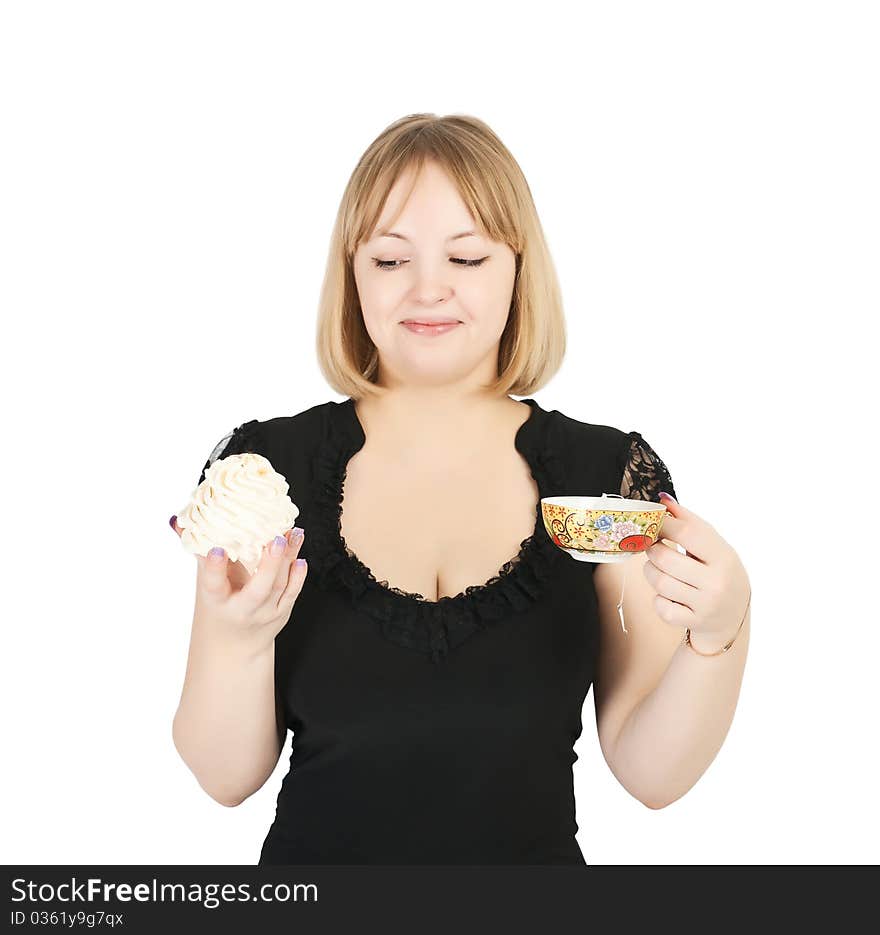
left=642, top=491, right=751, bottom=644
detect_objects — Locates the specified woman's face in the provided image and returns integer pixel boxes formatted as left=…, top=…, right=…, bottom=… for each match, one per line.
left=352, top=161, right=517, bottom=389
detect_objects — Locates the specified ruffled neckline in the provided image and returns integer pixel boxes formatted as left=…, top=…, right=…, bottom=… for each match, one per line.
left=307, top=396, right=567, bottom=663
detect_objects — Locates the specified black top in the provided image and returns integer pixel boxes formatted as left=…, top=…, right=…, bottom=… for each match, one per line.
left=195, top=397, right=677, bottom=865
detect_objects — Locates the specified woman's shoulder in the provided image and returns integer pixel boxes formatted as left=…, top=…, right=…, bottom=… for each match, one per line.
left=549, top=405, right=632, bottom=451
left=540, top=402, right=677, bottom=500
left=541, top=403, right=634, bottom=471
left=258, top=399, right=337, bottom=443
left=195, top=400, right=338, bottom=487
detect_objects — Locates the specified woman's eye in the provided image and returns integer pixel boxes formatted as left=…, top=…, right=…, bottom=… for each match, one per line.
left=371, top=257, right=488, bottom=271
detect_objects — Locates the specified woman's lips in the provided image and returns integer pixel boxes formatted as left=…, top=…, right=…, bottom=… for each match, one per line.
left=400, top=320, right=462, bottom=335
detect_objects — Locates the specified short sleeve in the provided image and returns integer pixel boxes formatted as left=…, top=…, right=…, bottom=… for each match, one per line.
left=617, top=430, right=677, bottom=502
left=196, top=418, right=262, bottom=487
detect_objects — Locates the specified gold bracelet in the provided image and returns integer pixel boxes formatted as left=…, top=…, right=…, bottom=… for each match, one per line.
left=684, top=589, right=751, bottom=656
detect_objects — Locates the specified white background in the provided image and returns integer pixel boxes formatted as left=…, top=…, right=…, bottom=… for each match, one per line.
left=2, top=0, right=877, bottom=865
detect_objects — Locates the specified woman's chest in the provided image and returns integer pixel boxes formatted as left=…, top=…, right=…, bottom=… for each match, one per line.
left=338, top=445, right=540, bottom=602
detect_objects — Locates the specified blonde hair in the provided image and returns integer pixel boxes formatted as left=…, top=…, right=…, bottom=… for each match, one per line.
left=315, top=113, right=567, bottom=400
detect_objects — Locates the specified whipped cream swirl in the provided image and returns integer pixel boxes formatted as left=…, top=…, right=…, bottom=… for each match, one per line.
left=177, top=452, right=300, bottom=576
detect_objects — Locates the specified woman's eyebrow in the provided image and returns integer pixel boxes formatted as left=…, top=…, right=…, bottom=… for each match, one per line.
left=374, top=230, right=479, bottom=243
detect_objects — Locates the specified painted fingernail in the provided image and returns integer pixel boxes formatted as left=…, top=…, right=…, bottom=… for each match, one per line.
left=208, top=546, right=225, bottom=560
left=291, top=527, right=304, bottom=542
left=270, top=535, right=287, bottom=556
left=169, top=514, right=177, bottom=529
left=295, top=558, right=307, bottom=568
left=659, top=491, right=675, bottom=501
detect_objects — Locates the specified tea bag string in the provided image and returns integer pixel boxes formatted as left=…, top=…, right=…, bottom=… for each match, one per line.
left=616, top=540, right=687, bottom=635
left=599, top=492, right=634, bottom=634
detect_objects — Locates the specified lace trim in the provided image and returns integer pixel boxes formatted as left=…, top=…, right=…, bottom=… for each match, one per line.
left=307, top=399, right=566, bottom=664
left=618, top=431, right=677, bottom=502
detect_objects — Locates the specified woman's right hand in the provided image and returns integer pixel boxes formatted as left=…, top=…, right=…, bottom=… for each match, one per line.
left=171, top=517, right=308, bottom=646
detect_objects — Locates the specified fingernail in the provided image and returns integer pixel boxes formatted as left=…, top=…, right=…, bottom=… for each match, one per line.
left=659, top=491, right=675, bottom=502
left=295, top=558, right=307, bottom=568
left=208, top=546, right=225, bottom=560
left=291, top=527, right=304, bottom=542
left=169, top=514, right=177, bottom=529
left=270, top=535, right=287, bottom=556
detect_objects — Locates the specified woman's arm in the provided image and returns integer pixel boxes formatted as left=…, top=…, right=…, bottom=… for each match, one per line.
left=607, top=596, right=750, bottom=809
left=594, top=492, right=751, bottom=809
left=172, top=615, right=285, bottom=807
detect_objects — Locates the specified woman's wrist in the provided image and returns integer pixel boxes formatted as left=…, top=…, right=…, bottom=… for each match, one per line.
left=683, top=589, right=751, bottom=656
left=191, top=612, right=276, bottom=664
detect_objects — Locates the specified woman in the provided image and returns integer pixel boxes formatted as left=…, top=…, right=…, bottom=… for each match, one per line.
left=171, top=113, right=752, bottom=865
